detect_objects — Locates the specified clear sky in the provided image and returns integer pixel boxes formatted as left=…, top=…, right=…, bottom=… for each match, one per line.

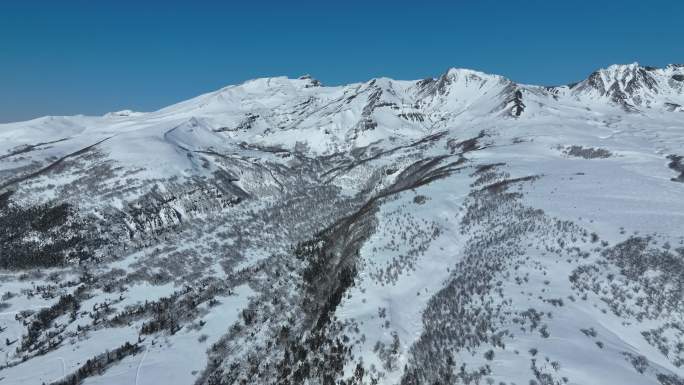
left=1, top=0, right=683, bottom=123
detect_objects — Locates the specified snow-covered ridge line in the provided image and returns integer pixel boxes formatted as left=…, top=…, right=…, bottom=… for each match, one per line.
left=0, top=62, right=681, bottom=161
left=1, top=63, right=682, bottom=128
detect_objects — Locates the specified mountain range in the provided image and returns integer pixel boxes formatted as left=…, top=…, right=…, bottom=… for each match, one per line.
left=1, top=63, right=683, bottom=385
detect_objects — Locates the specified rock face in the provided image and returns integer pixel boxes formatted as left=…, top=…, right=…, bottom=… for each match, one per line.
left=1, top=64, right=684, bottom=385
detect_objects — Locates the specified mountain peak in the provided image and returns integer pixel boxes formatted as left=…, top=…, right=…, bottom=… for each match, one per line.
left=568, top=62, right=684, bottom=109
left=298, top=74, right=322, bottom=87
left=443, top=67, right=509, bottom=82
left=603, top=62, right=641, bottom=72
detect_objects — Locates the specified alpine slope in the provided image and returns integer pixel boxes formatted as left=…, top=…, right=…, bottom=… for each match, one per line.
left=1, top=63, right=684, bottom=385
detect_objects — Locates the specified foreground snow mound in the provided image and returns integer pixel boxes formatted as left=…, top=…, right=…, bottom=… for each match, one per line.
left=0, top=63, right=683, bottom=385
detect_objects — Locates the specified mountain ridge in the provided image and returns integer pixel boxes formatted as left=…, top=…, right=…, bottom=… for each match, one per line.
left=4, top=63, right=684, bottom=126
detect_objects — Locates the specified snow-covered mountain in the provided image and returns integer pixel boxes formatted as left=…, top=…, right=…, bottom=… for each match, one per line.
left=570, top=63, right=684, bottom=110
left=1, top=63, right=683, bottom=385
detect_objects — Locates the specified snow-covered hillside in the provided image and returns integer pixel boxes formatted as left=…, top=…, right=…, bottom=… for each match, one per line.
left=1, top=63, right=683, bottom=385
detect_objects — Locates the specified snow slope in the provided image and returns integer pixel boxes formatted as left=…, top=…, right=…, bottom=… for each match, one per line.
left=1, top=63, right=683, bottom=385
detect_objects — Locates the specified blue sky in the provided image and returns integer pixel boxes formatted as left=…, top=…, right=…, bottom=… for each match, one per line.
left=1, top=0, right=683, bottom=122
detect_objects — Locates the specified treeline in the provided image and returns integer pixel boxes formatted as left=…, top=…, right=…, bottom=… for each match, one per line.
left=49, top=342, right=141, bottom=385
left=0, top=191, right=98, bottom=269
left=110, top=280, right=225, bottom=336
left=19, top=293, right=80, bottom=354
